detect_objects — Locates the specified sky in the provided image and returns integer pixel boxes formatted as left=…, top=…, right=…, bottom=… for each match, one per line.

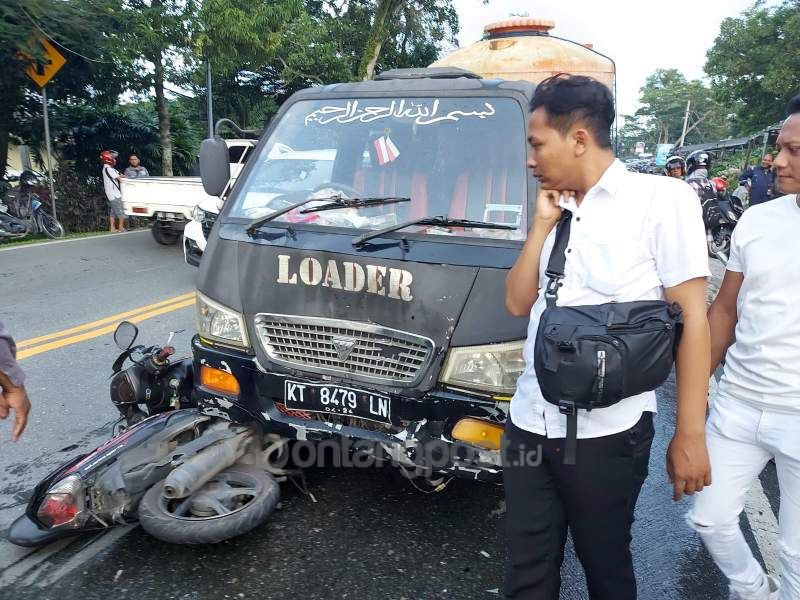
left=451, top=0, right=758, bottom=121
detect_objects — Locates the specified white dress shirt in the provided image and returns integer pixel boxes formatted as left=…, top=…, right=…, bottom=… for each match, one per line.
left=510, top=159, right=710, bottom=439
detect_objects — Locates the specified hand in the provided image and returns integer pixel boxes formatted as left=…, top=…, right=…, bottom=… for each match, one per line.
left=0, top=384, right=31, bottom=442
left=667, top=431, right=711, bottom=501
left=534, top=189, right=572, bottom=224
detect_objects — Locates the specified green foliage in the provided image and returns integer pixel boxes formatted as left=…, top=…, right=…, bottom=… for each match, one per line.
left=705, top=1, right=800, bottom=135
left=21, top=101, right=200, bottom=178
left=0, top=0, right=126, bottom=177
left=52, top=167, right=110, bottom=232
left=627, top=68, right=730, bottom=148
left=191, top=0, right=460, bottom=132
left=197, top=0, right=303, bottom=74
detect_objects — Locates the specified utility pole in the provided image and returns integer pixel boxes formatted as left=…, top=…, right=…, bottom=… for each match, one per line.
left=206, top=60, right=214, bottom=139
left=679, top=100, right=691, bottom=147
left=41, top=86, right=57, bottom=221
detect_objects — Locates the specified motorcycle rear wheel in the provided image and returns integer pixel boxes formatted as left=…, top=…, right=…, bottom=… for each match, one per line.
left=39, top=212, right=65, bottom=239
left=138, top=464, right=279, bottom=544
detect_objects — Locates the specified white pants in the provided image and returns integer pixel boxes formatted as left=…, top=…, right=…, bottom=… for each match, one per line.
left=687, top=392, right=800, bottom=599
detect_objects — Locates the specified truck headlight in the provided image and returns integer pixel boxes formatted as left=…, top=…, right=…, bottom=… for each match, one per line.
left=192, top=205, right=205, bottom=222
left=439, top=341, right=525, bottom=395
left=196, top=292, right=250, bottom=349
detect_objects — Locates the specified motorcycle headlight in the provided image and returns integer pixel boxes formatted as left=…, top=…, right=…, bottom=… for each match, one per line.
left=196, top=292, right=250, bottom=349
left=726, top=210, right=736, bottom=221
left=192, top=205, right=205, bottom=222
left=440, top=340, right=525, bottom=395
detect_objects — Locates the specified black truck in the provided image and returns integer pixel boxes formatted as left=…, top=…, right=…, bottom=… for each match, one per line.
left=193, top=67, right=535, bottom=484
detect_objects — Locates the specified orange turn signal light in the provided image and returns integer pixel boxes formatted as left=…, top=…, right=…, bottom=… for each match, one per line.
left=451, top=418, right=504, bottom=450
left=200, top=365, right=240, bottom=396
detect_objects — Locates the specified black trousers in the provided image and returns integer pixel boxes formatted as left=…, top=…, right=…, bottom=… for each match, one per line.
left=502, top=412, right=655, bottom=600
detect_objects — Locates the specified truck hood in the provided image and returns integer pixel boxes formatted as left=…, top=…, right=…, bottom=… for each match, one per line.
left=199, top=233, right=482, bottom=393
left=198, top=224, right=529, bottom=394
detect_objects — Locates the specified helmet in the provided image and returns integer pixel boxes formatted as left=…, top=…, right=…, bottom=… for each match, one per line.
left=664, top=155, right=686, bottom=177
left=100, top=149, right=118, bottom=165
left=712, top=176, right=729, bottom=192
left=686, top=151, right=711, bottom=175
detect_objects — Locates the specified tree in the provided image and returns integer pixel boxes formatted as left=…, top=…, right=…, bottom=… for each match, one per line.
left=705, top=1, right=800, bottom=135
left=355, top=0, right=459, bottom=80
left=121, top=0, right=200, bottom=176
left=632, top=68, right=729, bottom=147
left=191, top=0, right=461, bottom=133
left=194, top=0, right=340, bottom=130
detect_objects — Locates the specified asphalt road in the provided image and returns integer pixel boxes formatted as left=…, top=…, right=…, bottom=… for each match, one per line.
left=0, top=231, right=781, bottom=599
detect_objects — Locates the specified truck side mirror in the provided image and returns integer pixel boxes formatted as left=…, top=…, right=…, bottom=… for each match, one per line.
left=200, top=137, right=231, bottom=197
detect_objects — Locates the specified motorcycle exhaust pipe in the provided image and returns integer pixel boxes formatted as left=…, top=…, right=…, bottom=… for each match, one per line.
left=162, top=431, right=252, bottom=499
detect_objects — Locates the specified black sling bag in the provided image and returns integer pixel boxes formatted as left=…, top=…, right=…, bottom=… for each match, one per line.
left=533, top=211, right=683, bottom=465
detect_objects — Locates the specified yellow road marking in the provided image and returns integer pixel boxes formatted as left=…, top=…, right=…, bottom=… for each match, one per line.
left=17, top=298, right=196, bottom=360
left=17, top=292, right=195, bottom=350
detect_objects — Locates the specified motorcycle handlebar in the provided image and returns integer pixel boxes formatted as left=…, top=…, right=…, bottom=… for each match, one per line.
left=155, top=346, right=175, bottom=363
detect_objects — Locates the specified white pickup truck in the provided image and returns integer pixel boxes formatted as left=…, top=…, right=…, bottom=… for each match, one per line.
left=182, top=145, right=336, bottom=266
left=121, top=139, right=255, bottom=245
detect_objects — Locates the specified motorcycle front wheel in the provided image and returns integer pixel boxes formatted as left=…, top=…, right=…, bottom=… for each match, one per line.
left=709, top=225, right=733, bottom=263
left=38, top=212, right=65, bottom=239
left=138, top=464, right=279, bottom=544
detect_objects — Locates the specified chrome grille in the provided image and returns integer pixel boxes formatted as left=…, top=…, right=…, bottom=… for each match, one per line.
left=254, top=314, right=435, bottom=386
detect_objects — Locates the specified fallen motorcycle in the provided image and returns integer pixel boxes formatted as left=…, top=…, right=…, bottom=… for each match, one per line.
left=9, top=321, right=280, bottom=547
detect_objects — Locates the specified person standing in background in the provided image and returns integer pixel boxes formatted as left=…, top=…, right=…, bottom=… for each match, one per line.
left=744, top=154, right=777, bottom=206
left=124, top=153, right=149, bottom=178
left=101, top=149, right=126, bottom=233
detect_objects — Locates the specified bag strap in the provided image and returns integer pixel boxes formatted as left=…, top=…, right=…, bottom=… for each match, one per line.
left=104, top=166, right=121, bottom=191
left=543, top=211, right=579, bottom=465
left=543, top=211, right=572, bottom=308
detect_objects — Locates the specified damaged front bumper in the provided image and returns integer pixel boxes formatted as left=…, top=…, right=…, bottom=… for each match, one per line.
left=193, top=337, right=508, bottom=482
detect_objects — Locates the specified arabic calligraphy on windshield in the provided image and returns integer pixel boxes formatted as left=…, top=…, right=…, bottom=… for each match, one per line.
left=304, top=99, right=496, bottom=127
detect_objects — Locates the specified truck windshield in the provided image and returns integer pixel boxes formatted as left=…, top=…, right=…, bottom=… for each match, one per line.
left=228, top=97, right=528, bottom=240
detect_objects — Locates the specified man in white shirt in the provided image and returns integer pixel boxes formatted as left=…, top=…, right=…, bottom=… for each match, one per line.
left=504, top=74, right=712, bottom=600
left=686, top=96, right=800, bottom=600
left=100, top=149, right=125, bottom=232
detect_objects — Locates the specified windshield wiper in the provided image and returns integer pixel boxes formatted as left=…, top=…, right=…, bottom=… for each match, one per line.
left=245, top=195, right=410, bottom=235
left=300, top=196, right=410, bottom=214
left=352, top=215, right=516, bottom=247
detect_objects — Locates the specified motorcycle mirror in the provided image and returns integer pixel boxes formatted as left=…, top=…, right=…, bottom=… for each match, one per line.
left=114, top=321, right=139, bottom=351
left=165, top=329, right=185, bottom=347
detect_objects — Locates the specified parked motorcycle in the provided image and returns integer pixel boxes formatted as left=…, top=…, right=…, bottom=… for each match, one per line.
left=9, top=321, right=280, bottom=547
left=0, top=170, right=64, bottom=239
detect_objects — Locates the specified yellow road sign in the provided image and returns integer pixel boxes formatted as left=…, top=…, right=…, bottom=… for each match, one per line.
left=23, top=37, right=66, bottom=88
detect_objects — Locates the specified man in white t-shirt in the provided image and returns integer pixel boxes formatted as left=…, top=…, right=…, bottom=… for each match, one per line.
left=686, top=96, right=800, bottom=600
left=100, top=149, right=125, bottom=232
left=504, top=74, right=711, bottom=600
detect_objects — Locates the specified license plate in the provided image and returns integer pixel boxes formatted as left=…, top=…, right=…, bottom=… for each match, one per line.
left=283, top=380, right=392, bottom=424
